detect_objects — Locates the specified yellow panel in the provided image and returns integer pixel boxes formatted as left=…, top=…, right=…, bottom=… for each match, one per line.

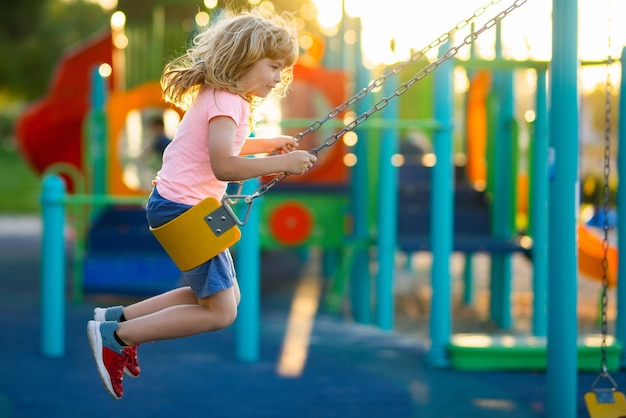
left=585, top=391, right=626, bottom=418
left=151, top=197, right=241, bottom=271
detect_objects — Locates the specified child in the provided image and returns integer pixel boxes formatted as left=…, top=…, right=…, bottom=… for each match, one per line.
left=87, top=9, right=317, bottom=400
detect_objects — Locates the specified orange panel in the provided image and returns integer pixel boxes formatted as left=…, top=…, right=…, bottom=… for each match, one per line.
left=465, top=70, right=491, bottom=185
left=578, top=223, right=618, bottom=287
left=107, top=81, right=181, bottom=196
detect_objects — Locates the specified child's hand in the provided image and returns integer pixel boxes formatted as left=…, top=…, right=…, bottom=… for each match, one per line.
left=271, top=136, right=297, bottom=154
left=283, top=150, right=317, bottom=175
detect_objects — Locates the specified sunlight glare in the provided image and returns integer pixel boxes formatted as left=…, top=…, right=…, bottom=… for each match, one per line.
left=277, top=275, right=322, bottom=377
left=311, top=0, right=625, bottom=66
left=313, top=0, right=342, bottom=35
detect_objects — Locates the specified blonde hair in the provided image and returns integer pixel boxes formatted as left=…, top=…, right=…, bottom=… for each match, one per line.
left=161, top=10, right=299, bottom=110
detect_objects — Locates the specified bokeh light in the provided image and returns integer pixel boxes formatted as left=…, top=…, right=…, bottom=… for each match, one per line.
left=343, top=153, right=357, bottom=167
left=113, top=33, right=128, bottom=49
left=342, top=131, right=358, bottom=147
left=110, top=10, right=125, bottom=31
left=97, top=63, right=112, bottom=78
left=97, top=0, right=117, bottom=11
left=195, top=11, right=210, bottom=27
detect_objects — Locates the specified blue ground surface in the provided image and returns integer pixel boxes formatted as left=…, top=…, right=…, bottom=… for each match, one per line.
left=0, top=216, right=617, bottom=417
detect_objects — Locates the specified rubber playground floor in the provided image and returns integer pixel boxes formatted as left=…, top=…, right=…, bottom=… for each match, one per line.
left=0, top=215, right=622, bottom=418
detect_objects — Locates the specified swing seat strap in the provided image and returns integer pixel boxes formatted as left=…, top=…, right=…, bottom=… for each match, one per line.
left=150, top=196, right=241, bottom=271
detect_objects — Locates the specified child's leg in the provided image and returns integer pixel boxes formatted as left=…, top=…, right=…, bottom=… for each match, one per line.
left=232, top=277, right=241, bottom=306
left=115, top=285, right=239, bottom=346
left=122, top=286, right=198, bottom=320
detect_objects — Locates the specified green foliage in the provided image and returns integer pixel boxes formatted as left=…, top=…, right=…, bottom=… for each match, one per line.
left=0, top=0, right=109, bottom=100
left=0, top=0, right=312, bottom=215
left=0, top=0, right=109, bottom=214
left=0, top=143, right=41, bottom=214
left=0, top=0, right=317, bottom=101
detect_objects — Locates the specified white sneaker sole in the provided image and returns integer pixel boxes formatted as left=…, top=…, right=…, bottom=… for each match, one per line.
left=93, top=310, right=135, bottom=378
left=87, top=320, right=121, bottom=400
left=93, top=308, right=107, bottom=322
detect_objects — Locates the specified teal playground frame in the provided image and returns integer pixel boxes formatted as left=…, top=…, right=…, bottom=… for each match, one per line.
left=37, top=2, right=626, bottom=417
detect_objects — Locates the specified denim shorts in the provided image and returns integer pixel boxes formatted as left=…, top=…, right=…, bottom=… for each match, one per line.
left=146, top=186, right=236, bottom=298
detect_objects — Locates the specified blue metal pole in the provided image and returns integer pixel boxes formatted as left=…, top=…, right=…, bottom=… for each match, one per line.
left=375, top=75, right=399, bottom=331
left=546, top=0, right=579, bottom=416
left=40, top=175, right=66, bottom=358
left=349, top=16, right=372, bottom=324
left=88, top=67, right=108, bottom=196
left=617, top=47, right=626, bottom=366
left=489, top=22, right=514, bottom=330
left=463, top=257, right=474, bottom=304
left=530, top=70, right=548, bottom=337
left=489, top=70, right=514, bottom=329
left=489, top=24, right=503, bottom=326
left=427, top=42, right=454, bottom=367
left=234, top=178, right=261, bottom=362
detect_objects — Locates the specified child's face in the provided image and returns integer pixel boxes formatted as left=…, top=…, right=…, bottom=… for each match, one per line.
left=240, top=57, right=288, bottom=98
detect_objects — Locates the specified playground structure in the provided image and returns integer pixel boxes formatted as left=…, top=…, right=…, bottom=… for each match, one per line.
left=17, top=21, right=351, bottom=297
left=15, top=1, right=626, bottom=416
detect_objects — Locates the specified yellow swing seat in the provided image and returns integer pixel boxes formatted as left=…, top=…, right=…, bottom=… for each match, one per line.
left=585, top=372, right=626, bottom=418
left=150, top=196, right=241, bottom=271
left=585, top=390, right=626, bottom=418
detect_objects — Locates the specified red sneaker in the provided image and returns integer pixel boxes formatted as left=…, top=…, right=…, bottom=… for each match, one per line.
left=123, top=345, right=141, bottom=377
left=93, top=308, right=140, bottom=377
left=87, top=321, right=127, bottom=399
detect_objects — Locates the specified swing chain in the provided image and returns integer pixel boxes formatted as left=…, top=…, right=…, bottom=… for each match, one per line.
left=236, top=0, right=528, bottom=203
left=599, top=5, right=614, bottom=379
left=585, top=7, right=623, bottom=414
left=288, top=0, right=505, bottom=148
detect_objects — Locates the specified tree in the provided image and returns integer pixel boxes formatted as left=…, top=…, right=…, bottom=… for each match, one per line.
left=0, top=0, right=109, bottom=101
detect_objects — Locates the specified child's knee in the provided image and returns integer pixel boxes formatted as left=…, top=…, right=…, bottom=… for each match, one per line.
left=199, top=302, right=237, bottom=330
left=198, top=290, right=238, bottom=329
left=218, top=305, right=237, bottom=328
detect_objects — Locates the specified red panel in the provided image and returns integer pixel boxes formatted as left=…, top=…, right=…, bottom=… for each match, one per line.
left=15, top=30, right=114, bottom=190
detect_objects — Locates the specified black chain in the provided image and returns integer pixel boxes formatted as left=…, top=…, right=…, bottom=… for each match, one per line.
left=289, top=0, right=504, bottom=147
left=599, top=2, right=613, bottom=377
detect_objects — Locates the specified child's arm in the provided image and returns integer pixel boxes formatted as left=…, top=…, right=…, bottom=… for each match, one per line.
left=240, top=136, right=297, bottom=156
left=209, top=117, right=316, bottom=182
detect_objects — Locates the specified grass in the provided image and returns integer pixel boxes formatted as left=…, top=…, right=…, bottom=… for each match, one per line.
left=0, top=142, right=42, bottom=214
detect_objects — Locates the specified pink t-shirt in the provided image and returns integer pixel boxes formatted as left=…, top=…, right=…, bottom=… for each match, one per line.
left=155, top=88, right=250, bottom=205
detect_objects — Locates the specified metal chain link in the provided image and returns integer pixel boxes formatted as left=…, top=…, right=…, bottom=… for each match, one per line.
left=599, top=0, right=614, bottom=377
left=233, top=0, right=527, bottom=203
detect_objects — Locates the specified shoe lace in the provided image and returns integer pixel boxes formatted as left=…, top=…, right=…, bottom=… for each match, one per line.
left=122, top=345, right=139, bottom=366
left=109, top=351, right=128, bottom=382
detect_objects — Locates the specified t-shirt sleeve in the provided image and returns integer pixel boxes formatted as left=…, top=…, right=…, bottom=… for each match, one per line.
left=205, top=89, right=250, bottom=158
left=208, top=90, right=247, bottom=125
